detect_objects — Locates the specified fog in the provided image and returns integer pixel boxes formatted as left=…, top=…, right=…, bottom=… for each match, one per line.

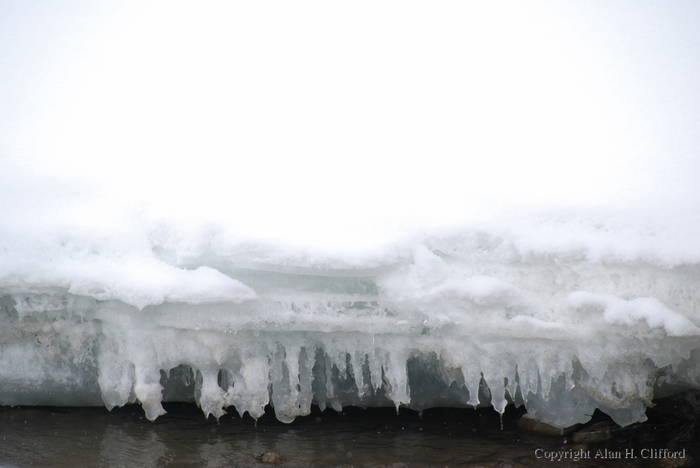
left=2, top=1, right=698, bottom=252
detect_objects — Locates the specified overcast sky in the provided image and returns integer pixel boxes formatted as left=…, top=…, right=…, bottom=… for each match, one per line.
left=2, top=1, right=699, bottom=249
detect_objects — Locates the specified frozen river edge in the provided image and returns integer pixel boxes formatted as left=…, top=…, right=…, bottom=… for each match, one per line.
left=1, top=240, right=699, bottom=430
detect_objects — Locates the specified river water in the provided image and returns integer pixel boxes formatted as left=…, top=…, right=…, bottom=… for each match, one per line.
left=0, top=403, right=695, bottom=467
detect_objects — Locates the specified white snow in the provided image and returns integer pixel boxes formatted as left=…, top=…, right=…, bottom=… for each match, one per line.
left=568, top=292, right=700, bottom=337
left=1, top=0, right=699, bottom=428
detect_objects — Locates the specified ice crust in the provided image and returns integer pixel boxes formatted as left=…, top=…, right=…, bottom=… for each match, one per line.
left=1, top=226, right=699, bottom=428
left=2, top=0, right=700, bottom=430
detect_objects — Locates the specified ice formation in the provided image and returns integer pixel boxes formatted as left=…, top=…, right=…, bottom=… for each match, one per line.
left=1, top=0, right=700, bottom=430
left=1, top=214, right=699, bottom=428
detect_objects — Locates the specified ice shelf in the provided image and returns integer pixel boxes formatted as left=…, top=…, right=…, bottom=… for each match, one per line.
left=2, top=233, right=698, bottom=428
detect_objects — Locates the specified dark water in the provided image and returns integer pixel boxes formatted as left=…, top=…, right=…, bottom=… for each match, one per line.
left=0, top=403, right=696, bottom=467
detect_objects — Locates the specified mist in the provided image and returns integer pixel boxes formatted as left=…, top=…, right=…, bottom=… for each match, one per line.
left=2, top=1, right=698, bottom=253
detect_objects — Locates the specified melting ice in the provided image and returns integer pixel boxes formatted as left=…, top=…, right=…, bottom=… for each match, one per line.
left=1, top=209, right=699, bottom=428
left=1, top=0, right=700, bottom=430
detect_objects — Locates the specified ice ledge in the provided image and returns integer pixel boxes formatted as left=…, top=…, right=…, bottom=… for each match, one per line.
left=2, top=292, right=699, bottom=428
left=1, top=241, right=699, bottom=429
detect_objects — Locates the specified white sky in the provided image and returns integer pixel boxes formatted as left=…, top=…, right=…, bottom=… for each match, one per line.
left=2, top=1, right=699, bottom=250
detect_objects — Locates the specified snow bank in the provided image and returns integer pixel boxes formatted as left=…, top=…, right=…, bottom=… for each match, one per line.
left=1, top=217, right=699, bottom=428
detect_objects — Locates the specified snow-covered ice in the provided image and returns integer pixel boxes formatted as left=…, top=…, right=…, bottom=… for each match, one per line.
left=1, top=1, right=699, bottom=428
left=1, top=207, right=699, bottom=427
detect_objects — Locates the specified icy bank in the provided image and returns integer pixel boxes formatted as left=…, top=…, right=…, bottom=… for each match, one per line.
left=2, top=0, right=700, bottom=430
left=1, top=218, right=699, bottom=428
